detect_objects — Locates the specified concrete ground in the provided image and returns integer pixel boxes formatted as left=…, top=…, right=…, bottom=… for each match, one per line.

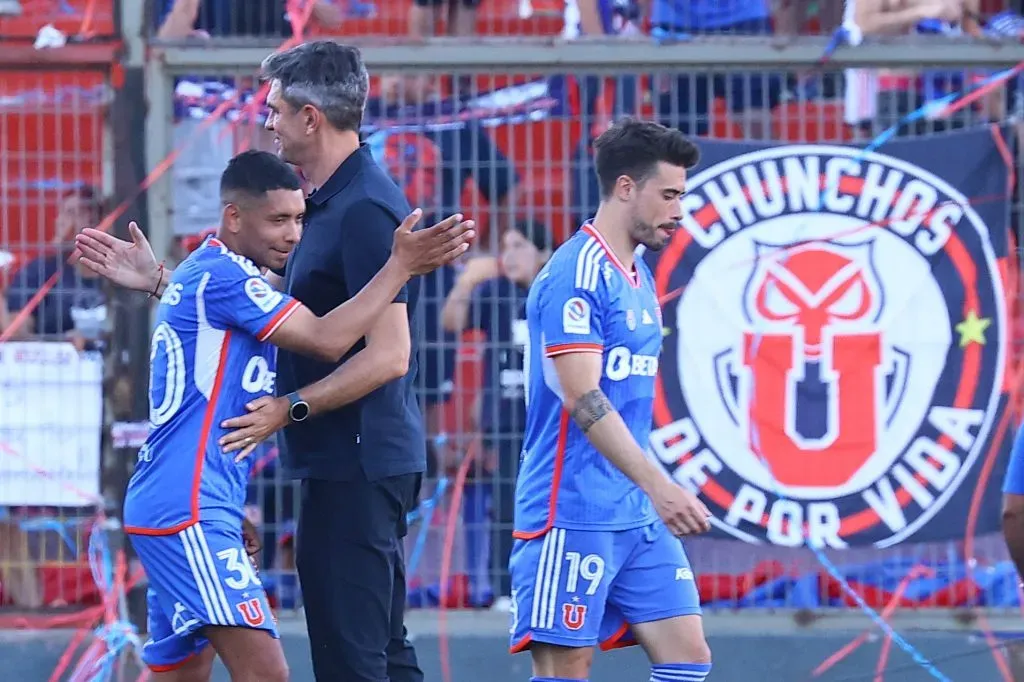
left=3, top=610, right=1024, bottom=681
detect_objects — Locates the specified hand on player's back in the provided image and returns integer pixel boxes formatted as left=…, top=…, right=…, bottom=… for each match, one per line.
left=391, top=209, right=476, bottom=276
left=75, top=221, right=160, bottom=293
left=650, top=480, right=712, bottom=537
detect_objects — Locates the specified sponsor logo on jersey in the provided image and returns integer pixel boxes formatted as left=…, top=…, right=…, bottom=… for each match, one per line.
left=244, top=278, right=283, bottom=314
left=625, top=309, right=637, bottom=331
left=605, top=347, right=658, bottom=381
left=562, top=297, right=592, bottom=335
left=648, top=144, right=1005, bottom=549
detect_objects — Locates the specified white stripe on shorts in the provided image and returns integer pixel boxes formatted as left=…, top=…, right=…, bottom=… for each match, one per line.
left=530, top=528, right=567, bottom=630
left=178, top=525, right=235, bottom=626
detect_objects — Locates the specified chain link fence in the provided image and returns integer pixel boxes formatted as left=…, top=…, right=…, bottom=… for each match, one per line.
left=0, top=63, right=115, bottom=614
left=131, top=39, right=1024, bottom=626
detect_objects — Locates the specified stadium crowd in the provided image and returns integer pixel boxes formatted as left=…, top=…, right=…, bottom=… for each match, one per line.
left=0, top=0, right=1022, bottom=616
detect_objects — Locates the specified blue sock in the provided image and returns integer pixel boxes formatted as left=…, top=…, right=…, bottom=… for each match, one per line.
left=650, top=662, right=712, bottom=681
left=530, top=678, right=587, bottom=682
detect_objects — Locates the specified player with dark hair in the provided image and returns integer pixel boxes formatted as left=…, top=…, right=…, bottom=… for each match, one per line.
left=75, top=149, right=473, bottom=681
left=509, top=118, right=713, bottom=682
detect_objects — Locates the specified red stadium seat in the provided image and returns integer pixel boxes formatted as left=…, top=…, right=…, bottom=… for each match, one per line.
left=0, top=70, right=105, bottom=249
left=709, top=98, right=745, bottom=140
left=770, top=100, right=855, bottom=143
left=488, top=118, right=579, bottom=245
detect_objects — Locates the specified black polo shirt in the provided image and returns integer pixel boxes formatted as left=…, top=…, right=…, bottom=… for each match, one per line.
left=469, top=277, right=529, bottom=450
left=276, top=144, right=426, bottom=482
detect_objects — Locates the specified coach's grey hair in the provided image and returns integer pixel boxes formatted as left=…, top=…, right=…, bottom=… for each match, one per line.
left=261, top=41, right=369, bottom=133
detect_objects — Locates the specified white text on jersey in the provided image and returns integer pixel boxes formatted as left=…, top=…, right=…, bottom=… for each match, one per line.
left=605, top=347, right=658, bottom=381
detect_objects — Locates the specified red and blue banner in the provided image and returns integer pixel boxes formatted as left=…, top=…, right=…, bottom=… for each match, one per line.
left=646, top=128, right=1016, bottom=548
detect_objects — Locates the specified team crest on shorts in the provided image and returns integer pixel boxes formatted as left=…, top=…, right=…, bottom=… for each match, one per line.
left=647, top=144, right=1006, bottom=549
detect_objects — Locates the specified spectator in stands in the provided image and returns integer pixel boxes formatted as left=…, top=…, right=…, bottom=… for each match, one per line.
left=418, top=263, right=458, bottom=479
left=843, top=0, right=997, bottom=135
left=651, top=0, right=785, bottom=138
left=0, top=187, right=108, bottom=350
left=364, top=72, right=520, bottom=486
left=773, top=0, right=844, bottom=35
left=409, top=0, right=477, bottom=39
left=440, top=219, right=552, bottom=611
left=156, top=0, right=342, bottom=39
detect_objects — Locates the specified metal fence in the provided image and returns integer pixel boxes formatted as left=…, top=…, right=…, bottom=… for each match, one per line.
left=0, top=60, right=116, bottom=614
left=134, top=37, right=1024, bottom=626
left=2, top=23, right=1024, bottom=634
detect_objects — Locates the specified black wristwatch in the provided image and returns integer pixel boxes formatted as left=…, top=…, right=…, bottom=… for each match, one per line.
left=285, top=391, right=311, bottom=423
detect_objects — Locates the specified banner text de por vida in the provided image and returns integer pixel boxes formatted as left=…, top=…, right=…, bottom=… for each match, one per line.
left=649, top=405, right=985, bottom=550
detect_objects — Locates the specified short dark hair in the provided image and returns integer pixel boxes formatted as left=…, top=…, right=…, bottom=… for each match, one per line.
left=593, top=118, right=700, bottom=198
left=508, top=219, right=552, bottom=252
left=64, top=184, right=104, bottom=218
left=261, top=41, right=369, bottom=132
left=220, top=150, right=303, bottom=203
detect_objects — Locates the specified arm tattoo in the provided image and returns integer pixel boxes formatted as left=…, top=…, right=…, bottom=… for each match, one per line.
left=570, top=389, right=614, bottom=434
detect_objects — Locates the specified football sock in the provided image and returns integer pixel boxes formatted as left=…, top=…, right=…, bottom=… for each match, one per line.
left=650, top=662, right=712, bottom=681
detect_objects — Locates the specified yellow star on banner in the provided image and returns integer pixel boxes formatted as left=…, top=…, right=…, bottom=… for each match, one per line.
left=662, top=326, right=671, bottom=338
left=955, top=309, right=992, bottom=348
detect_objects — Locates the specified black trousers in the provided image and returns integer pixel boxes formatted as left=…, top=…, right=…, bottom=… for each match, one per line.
left=296, top=473, right=424, bottom=682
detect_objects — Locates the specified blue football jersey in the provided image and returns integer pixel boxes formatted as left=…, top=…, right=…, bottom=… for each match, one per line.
left=515, top=224, right=662, bottom=538
left=123, top=237, right=300, bottom=535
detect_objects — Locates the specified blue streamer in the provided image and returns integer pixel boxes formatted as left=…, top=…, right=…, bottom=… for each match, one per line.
left=58, top=520, right=143, bottom=682
left=407, top=477, right=450, bottom=582
left=738, top=61, right=1022, bottom=682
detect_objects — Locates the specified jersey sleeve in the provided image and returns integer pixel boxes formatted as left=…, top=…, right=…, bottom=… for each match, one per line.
left=203, top=259, right=301, bottom=341
left=537, top=253, right=605, bottom=358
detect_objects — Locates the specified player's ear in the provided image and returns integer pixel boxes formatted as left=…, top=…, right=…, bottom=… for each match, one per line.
left=615, top=175, right=635, bottom=202
left=222, top=203, right=242, bottom=234
left=302, top=104, right=318, bottom=135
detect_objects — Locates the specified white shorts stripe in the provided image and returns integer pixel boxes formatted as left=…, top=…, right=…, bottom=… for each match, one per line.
left=543, top=529, right=566, bottom=629
left=193, top=524, right=237, bottom=626
left=179, top=528, right=222, bottom=625
left=530, top=531, right=554, bottom=629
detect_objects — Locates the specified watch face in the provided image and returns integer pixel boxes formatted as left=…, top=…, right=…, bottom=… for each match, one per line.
left=291, top=401, right=310, bottom=422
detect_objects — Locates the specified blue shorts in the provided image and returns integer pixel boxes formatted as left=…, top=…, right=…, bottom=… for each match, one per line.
left=508, top=521, right=701, bottom=653
left=129, top=521, right=278, bottom=672
left=1003, top=427, right=1024, bottom=495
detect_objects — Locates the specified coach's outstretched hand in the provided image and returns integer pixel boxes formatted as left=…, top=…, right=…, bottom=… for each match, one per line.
left=76, top=222, right=160, bottom=293
left=651, top=480, right=712, bottom=537
left=391, top=209, right=476, bottom=276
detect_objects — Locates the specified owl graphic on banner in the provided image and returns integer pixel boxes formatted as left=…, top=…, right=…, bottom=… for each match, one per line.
left=645, top=134, right=1012, bottom=549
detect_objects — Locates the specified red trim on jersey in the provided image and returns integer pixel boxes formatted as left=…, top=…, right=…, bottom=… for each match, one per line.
left=581, top=223, right=640, bottom=288
left=544, top=342, right=603, bottom=357
left=124, top=332, right=234, bottom=536
left=512, top=410, right=570, bottom=541
left=257, top=299, right=300, bottom=341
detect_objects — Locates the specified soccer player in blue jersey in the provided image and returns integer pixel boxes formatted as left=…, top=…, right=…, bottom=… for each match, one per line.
left=1003, top=429, right=1024, bottom=578
left=509, top=119, right=713, bottom=682
left=76, top=150, right=473, bottom=681
left=1002, top=428, right=1024, bottom=675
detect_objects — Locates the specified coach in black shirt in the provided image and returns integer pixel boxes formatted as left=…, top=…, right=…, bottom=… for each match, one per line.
left=217, top=42, right=467, bottom=682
